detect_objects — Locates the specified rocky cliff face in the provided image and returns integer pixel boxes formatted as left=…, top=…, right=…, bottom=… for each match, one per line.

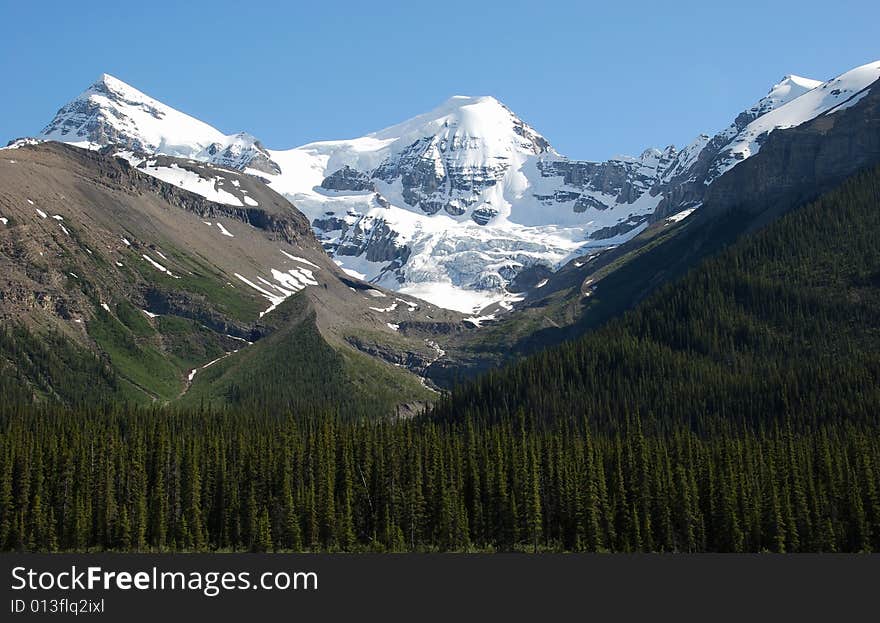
left=533, top=147, right=676, bottom=220
left=203, top=136, right=281, bottom=175
left=335, top=213, right=411, bottom=266
left=321, top=165, right=374, bottom=191
left=363, top=105, right=552, bottom=220
left=370, top=135, right=505, bottom=218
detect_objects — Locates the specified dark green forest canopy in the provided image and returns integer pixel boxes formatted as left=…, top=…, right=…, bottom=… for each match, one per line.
left=2, top=167, right=880, bottom=553
left=0, top=407, right=878, bottom=553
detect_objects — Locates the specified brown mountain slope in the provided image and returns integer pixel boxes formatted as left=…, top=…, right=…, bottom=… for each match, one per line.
left=0, top=142, right=465, bottom=406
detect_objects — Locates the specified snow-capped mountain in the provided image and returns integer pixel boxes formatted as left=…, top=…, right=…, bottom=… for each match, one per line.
left=259, top=95, right=640, bottom=312
left=654, top=75, right=822, bottom=191
left=40, top=74, right=280, bottom=174
left=32, top=61, right=880, bottom=312
left=652, top=62, right=880, bottom=218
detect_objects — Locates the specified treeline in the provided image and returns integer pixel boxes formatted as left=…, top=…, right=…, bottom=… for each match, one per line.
left=1, top=406, right=878, bottom=553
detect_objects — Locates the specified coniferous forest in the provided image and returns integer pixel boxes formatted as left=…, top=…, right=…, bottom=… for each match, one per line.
left=1, top=166, right=880, bottom=552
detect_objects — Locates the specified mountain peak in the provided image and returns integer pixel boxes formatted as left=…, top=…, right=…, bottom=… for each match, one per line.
left=441, top=95, right=503, bottom=109
left=95, top=72, right=122, bottom=86
left=729, top=72, right=822, bottom=132
left=764, top=74, right=822, bottom=106
left=38, top=74, right=280, bottom=173
left=780, top=74, right=823, bottom=90
left=363, top=93, right=553, bottom=159
left=88, top=73, right=145, bottom=99
left=406, top=94, right=515, bottom=124
left=445, top=94, right=496, bottom=103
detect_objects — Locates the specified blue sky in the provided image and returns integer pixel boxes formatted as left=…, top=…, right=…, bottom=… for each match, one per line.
left=1, top=0, right=878, bottom=160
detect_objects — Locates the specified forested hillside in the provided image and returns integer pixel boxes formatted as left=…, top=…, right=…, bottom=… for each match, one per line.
left=1, top=167, right=880, bottom=552
left=432, top=166, right=880, bottom=432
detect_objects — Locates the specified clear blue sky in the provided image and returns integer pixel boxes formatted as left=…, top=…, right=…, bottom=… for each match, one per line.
left=1, top=0, right=878, bottom=160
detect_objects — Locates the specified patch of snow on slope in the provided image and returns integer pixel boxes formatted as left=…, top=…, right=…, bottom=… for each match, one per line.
left=216, top=222, right=234, bottom=237
left=142, top=254, right=175, bottom=277
left=138, top=162, right=244, bottom=206
left=580, top=222, right=649, bottom=249
left=225, top=334, right=253, bottom=345
left=667, top=207, right=697, bottom=223
left=464, top=313, right=497, bottom=327
left=235, top=273, right=284, bottom=315
left=341, top=267, right=367, bottom=279
left=370, top=301, right=399, bottom=313
left=270, top=267, right=318, bottom=291
left=281, top=250, right=320, bottom=268
left=396, top=297, right=419, bottom=311
left=235, top=267, right=318, bottom=317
